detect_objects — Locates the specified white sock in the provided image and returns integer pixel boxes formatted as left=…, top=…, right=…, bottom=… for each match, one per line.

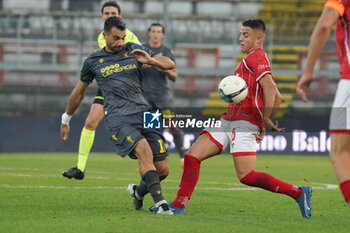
left=155, top=200, right=167, bottom=208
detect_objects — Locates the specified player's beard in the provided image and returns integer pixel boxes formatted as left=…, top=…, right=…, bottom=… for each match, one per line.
left=106, top=42, right=123, bottom=53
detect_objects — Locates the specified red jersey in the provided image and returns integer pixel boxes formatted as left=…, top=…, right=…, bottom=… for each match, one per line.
left=222, top=48, right=272, bottom=129
left=324, top=0, right=350, bottom=79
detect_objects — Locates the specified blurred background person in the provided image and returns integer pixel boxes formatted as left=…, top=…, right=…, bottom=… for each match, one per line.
left=141, top=23, right=186, bottom=168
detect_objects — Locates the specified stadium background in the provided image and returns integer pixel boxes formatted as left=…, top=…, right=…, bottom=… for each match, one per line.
left=0, top=0, right=335, bottom=155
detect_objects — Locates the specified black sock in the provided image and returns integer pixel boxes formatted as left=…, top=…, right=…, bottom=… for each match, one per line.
left=136, top=180, right=148, bottom=199
left=142, top=170, right=165, bottom=205
left=172, top=130, right=185, bottom=159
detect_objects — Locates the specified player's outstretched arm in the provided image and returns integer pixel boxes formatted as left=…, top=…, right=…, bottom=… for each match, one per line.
left=259, top=74, right=285, bottom=132
left=297, top=8, right=339, bottom=102
left=131, top=49, right=175, bottom=70
left=60, top=82, right=89, bottom=141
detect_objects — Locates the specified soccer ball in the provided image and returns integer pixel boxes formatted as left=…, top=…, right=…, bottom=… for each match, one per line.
left=218, top=75, right=248, bottom=104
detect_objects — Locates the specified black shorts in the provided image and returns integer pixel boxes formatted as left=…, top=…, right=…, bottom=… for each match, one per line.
left=147, top=96, right=174, bottom=119
left=93, top=89, right=104, bottom=105
left=147, top=95, right=173, bottom=110
left=104, top=113, right=168, bottom=162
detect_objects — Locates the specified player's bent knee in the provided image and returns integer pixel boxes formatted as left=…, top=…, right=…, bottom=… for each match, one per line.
left=330, top=143, right=350, bottom=166
left=84, top=104, right=104, bottom=130
left=185, top=148, right=202, bottom=160
left=134, top=140, right=153, bottom=163
left=331, top=134, right=350, bottom=155
left=330, top=147, right=350, bottom=165
left=85, top=114, right=103, bottom=130
left=186, top=133, right=221, bottom=160
left=84, top=118, right=99, bottom=130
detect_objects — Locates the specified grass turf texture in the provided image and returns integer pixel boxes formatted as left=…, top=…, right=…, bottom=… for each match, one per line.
left=0, top=153, right=349, bottom=233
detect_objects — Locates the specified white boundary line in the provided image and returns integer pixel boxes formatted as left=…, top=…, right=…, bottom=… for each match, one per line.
left=0, top=172, right=340, bottom=188
left=0, top=167, right=237, bottom=181
left=0, top=173, right=242, bottom=184
left=0, top=167, right=137, bottom=176
left=0, top=167, right=339, bottom=190
left=0, top=184, right=338, bottom=191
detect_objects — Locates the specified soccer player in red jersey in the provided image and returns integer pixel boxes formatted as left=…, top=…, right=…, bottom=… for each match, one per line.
left=297, top=0, right=350, bottom=207
left=161, top=19, right=312, bottom=218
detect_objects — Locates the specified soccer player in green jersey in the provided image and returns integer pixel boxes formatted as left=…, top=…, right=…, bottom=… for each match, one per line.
left=62, top=1, right=140, bottom=179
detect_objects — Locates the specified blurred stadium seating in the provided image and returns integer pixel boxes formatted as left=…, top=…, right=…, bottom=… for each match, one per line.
left=0, top=0, right=339, bottom=117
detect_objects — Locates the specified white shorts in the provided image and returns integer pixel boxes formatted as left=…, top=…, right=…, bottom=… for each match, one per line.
left=329, top=79, right=350, bottom=134
left=201, top=119, right=260, bottom=156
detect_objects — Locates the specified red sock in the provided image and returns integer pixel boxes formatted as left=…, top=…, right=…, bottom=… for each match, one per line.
left=340, top=180, right=350, bottom=207
left=172, top=154, right=201, bottom=209
left=240, top=170, right=302, bottom=200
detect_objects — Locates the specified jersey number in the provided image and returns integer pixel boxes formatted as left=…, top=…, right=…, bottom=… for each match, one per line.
left=158, top=139, right=167, bottom=153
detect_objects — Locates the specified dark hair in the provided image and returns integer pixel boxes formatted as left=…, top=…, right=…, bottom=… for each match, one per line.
left=148, top=23, right=165, bottom=34
left=104, top=16, right=126, bottom=33
left=242, top=19, right=265, bottom=32
left=101, top=1, right=121, bottom=15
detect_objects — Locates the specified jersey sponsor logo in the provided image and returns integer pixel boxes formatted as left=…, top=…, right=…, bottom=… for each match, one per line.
left=143, top=110, right=162, bottom=129
left=257, top=64, right=269, bottom=70
left=100, top=63, right=137, bottom=78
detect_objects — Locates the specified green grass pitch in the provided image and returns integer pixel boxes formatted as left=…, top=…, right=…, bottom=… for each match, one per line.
left=0, top=153, right=349, bottom=233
